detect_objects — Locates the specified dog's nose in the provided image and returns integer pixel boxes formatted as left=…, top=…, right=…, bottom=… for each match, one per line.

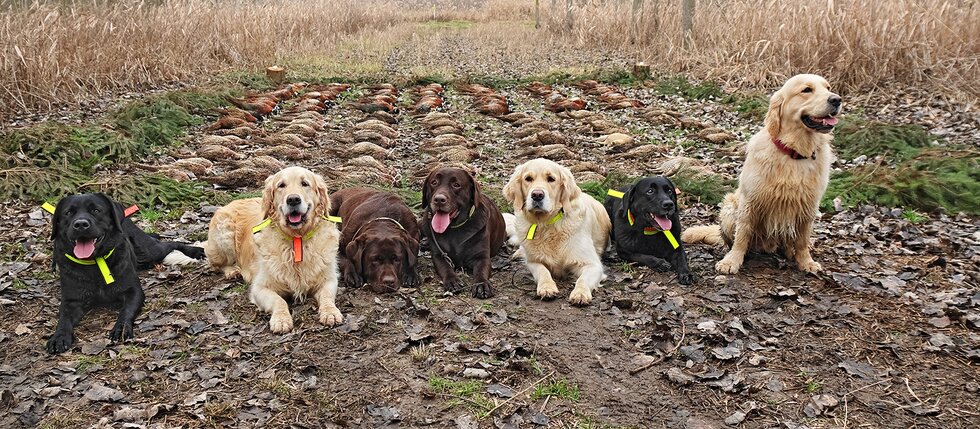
left=72, top=219, right=90, bottom=231
left=380, top=275, right=397, bottom=289
left=286, top=195, right=302, bottom=207
left=530, top=190, right=545, bottom=202
left=662, top=201, right=675, bottom=211
left=433, top=194, right=447, bottom=205
left=828, top=95, right=842, bottom=107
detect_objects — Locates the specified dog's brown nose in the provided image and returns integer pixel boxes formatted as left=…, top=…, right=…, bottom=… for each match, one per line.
left=433, top=194, right=447, bottom=205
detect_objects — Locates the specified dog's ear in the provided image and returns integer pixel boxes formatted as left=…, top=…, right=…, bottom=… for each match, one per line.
left=346, top=239, right=365, bottom=276
left=663, top=177, right=678, bottom=204
left=94, top=193, right=125, bottom=233
left=468, top=170, right=482, bottom=210
left=420, top=170, right=436, bottom=210
left=621, top=184, right=636, bottom=216
left=312, top=172, right=330, bottom=218
left=50, top=196, right=70, bottom=241
left=502, top=164, right=526, bottom=210
left=765, top=89, right=784, bottom=139
left=401, top=238, right=418, bottom=279
left=261, top=172, right=279, bottom=218
left=557, top=164, right=582, bottom=210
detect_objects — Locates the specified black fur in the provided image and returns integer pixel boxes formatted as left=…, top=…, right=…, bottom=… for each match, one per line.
left=603, top=177, right=695, bottom=285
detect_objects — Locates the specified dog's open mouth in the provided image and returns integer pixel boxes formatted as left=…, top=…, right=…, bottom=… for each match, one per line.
left=431, top=208, right=459, bottom=234
left=285, top=211, right=308, bottom=228
left=802, top=114, right=838, bottom=133
left=649, top=213, right=673, bottom=232
left=73, top=236, right=103, bottom=259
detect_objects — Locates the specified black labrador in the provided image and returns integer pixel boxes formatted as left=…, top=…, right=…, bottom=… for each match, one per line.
left=46, top=193, right=204, bottom=353
left=604, top=176, right=695, bottom=285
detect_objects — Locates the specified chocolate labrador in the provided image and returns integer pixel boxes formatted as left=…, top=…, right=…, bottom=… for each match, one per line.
left=419, top=167, right=507, bottom=298
left=330, top=187, right=420, bottom=293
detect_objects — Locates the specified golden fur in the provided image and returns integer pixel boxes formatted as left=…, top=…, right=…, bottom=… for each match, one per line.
left=204, top=166, right=342, bottom=332
left=682, top=74, right=840, bottom=274
left=502, top=158, right=611, bottom=305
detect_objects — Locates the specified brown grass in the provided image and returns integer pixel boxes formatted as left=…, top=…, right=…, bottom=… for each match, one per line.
left=1, top=0, right=977, bottom=115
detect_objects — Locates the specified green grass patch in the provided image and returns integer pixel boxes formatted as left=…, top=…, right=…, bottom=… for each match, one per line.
left=531, top=378, right=581, bottom=402
left=578, top=170, right=640, bottom=203
left=722, top=92, right=769, bottom=121
left=655, top=75, right=723, bottom=100
left=427, top=376, right=494, bottom=417
left=110, top=96, right=200, bottom=148
left=671, top=168, right=734, bottom=206
left=834, top=116, right=934, bottom=163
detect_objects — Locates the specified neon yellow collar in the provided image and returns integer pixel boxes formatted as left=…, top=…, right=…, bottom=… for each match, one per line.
left=252, top=215, right=342, bottom=263
left=525, top=210, right=564, bottom=240
left=448, top=205, right=477, bottom=229
left=64, top=248, right=116, bottom=285
left=607, top=189, right=679, bottom=249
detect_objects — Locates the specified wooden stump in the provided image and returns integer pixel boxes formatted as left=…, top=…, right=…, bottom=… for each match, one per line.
left=266, top=66, right=285, bottom=84
left=632, top=62, right=650, bottom=80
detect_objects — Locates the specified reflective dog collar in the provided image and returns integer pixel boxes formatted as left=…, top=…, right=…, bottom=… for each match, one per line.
left=64, top=248, right=116, bottom=285
left=525, top=210, right=564, bottom=240
left=609, top=189, right=679, bottom=249
left=448, top=205, right=477, bottom=229
left=252, top=216, right=342, bottom=263
left=42, top=202, right=140, bottom=217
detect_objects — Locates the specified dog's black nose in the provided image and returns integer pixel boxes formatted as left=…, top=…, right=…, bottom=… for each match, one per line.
left=530, top=190, right=545, bottom=202
left=72, top=219, right=90, bottom=231
left=828, top=95, right=842, bottom=107
left=662, top=201, right=675, bottom=211
left=286, top=195, right=302, bottom=206
left=433, top=194, right=447, bottom=205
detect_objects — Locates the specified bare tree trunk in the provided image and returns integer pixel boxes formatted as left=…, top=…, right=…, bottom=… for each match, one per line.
left=681, top=0, right=695, bottom=48
left=535, top=0, right=541, bottom=29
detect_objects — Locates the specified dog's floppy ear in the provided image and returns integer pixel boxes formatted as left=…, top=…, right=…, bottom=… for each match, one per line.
left=663, top=177, right=678, bottom=204
left=620, top=184, right=636, bottom=216
left=261, top=172, right=279, bottom=218
left=765, top=89, right=784, bottom=139
left=50, top=196, right=70, bottom=241
left=468, top=170, right=482, bottom=210
left=346, top=239, right=365, bottom=276
left=420, top=169, right=436, bottom=210
left=557, top=164, right=582, bottom=210
left=94, top=193, right=125, bottom=233
left=312, top=172, right=330, bottom=218
left=502, top=164, right=526, bottom=210
left=401, top=238, right=419, bottom=279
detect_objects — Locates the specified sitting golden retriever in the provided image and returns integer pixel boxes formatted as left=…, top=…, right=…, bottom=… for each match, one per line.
left=683, top=74, right=842, bottom=274
left=204, top=166, right=343, bottom=332
left=502, top=158, right=611, bottom=305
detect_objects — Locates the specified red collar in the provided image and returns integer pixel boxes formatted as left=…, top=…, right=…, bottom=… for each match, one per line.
left=772, top=139, right=814, bottom=160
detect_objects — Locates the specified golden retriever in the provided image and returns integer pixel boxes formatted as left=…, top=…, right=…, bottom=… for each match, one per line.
left=682, top=74, right=841, bottom=274
left=204, top=166, right=343, bottom=332
left=502, top=158, right=611, bottom=305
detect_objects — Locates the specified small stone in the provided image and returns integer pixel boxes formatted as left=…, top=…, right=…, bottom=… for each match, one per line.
left=462, top=368, right=490, bottom=379
left=724, top=411, right=746, bottom=425
left=666, top=368, right=694, bottom=385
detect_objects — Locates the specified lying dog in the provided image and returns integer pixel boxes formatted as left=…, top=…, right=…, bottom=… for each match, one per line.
left=604, top=176, right=694, bottom=285
left=330, top=187, right=420, bottom=293
left=419, top=167, right=507, bottom=299
left=683, top=74, right=841, bottom=274
left=503, top=158, right=610, bottom=305
left=205, top=166, right=343, bottom=333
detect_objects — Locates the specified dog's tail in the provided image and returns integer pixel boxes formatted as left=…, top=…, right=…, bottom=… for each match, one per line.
left=162, top=241, right=207, bottom=266
left=681, top=225, right=723, bottom=245
left=501, top=213, right=520, bottom=247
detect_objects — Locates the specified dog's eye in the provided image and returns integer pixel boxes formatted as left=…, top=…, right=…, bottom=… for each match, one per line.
left=524, top=176, right=532, bottom=182
left=430, top=179, right=439, bottom=186
left=278, top=182, right=286, bottom=188
left=646, top=189, right=654, bottom=194
left=664, top=186, right=672, bottom=193
left=546, top=176, right=555, bottom=183
left=92, top=208, right=101, bottom=214
left=301, top=181, right=309, bottom=187
left=802, top=87, right=813, bottom=93
left=451, top=182, right=461, bottom=189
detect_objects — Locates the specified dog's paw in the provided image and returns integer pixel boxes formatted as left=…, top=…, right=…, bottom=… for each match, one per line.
left=443, top=277, right=466, bottom=294
left=404, top=271, right=421, bottom=288
left=715, top=258, right=741, bottom=274
left=536, top=281, right=560, bottom=300
left=46, top=332, right=75, bottom=354
left=108, top=322, right=135, bottom=342
left=677, top=272, right=696, bottom=285
left=319, top=307, right=344, bottom=327
left=342, top=270, right=364, bottom=289
left=222, top=267, right=242, bottom=280
left=568, top=287, right=593, bottom=306
left=269, top=312, right=294, bottom=333
left=185, top=246, right=206, bottom=260
left=472, top=282, right=494, bottom=300
left=798, top=259, right=822, bottom=273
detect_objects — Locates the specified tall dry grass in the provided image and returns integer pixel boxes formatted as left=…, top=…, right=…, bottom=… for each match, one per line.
left=545, top=0, right=980, bottom=97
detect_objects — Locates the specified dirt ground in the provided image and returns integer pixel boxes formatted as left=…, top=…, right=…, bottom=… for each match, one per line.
left=1, top=41, right=978, bottom=428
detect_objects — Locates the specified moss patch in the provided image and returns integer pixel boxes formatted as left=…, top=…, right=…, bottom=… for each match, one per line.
left=833, top=116, right=934, bottom=163
left=655, top=75, right=724, bottom=100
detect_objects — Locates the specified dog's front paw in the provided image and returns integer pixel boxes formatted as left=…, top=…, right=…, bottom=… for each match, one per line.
left=404, top=271, right=421, bottom=288
left=568, top=287, right=593, bottom=306
left=320, top=307, right=344, bottom=327
left=715, top=257, right=741, bottom=274
left=342, top=270, right=364, bottom=289
left=46, top=332, right=75, bottom=354
left=798, top=259, right=822, bottom=273
left=185, top=246, right=206, bottom=260
left=269, top=312, right=294, bottom=333
left=472, top=282, right=494, bottom=299
left=536, top=281, right=560, bottom=300
left=442, top=277, right=466, bottom=294
left=677, top=271, right=696, bottom=285
left=109, top=322, right=135, bottom=342
left=222, top=267, right=241, bottom=280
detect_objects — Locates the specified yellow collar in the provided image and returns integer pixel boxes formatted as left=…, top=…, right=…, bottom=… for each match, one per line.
left=64, top=248, right=116, bottom=284
left=525, top=210, right=564, bottom=240
left=448, top=205, right=477, bottom=229
left=608, top=189, right=679, bottom=249
left=252, top=216, right=342, bottom=263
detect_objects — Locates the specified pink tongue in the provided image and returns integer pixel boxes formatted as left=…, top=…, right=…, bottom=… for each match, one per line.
left=74, top=239, right=96, bottom=259
left=654, top=216, right=673, bottom=231
left=288, top=213, right=303, bottom=223
left=431, top=212, right=451, bottom=234
left=821, top=117, right=838, bottom=126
